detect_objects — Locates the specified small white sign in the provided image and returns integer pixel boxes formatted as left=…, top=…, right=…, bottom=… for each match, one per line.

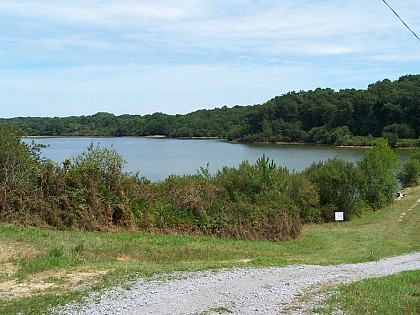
left=335, top=212, right=344, bottom=221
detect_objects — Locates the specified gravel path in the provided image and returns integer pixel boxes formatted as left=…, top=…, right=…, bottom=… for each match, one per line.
left=54, top=252, right=420, bottom=315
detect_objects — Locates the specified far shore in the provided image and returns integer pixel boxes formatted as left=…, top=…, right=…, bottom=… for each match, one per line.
left=21, top=135, right=418, bottom=150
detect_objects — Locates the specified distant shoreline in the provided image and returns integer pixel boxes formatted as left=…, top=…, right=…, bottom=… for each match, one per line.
left=24, top=135, right=222, bottom=140
left=21, top=135, right=418, bottom=150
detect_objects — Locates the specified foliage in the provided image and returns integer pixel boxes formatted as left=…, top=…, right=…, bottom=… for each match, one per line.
left=0, top=123, right=40, bottom=221
left=303, top=139, right=400, bottom=220
left=0, top=126, right=304, bottom=240
left=0, top=125, right=409, bottom=240
left=396, top=138, right=420, bottom=148
left=209, top=158, right=302, bottom=241
left=398, top=149, right=420, bottom=188
left=2, top=75, right=419, bottom=147
left=285, top=173, right=320, bottom=223
left=68, top=143, right=125, bottom=190
left=305, top=157, right=361, bottom=221
left=357, top=139, right=398, bottom=210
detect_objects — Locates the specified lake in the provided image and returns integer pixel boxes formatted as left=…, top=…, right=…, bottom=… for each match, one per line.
left=24, top=137, right=410, bottom=182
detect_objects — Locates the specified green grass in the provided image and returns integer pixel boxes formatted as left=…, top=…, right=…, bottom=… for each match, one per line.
left=0, top=185, right=419, bottom=314
left=318, top=270, right=419, bottom=314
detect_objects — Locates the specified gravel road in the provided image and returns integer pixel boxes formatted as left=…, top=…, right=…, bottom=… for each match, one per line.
left=54, top=252, right=420, bottom=315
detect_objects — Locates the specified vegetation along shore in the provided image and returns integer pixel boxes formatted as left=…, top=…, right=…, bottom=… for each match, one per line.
left=2, top=121, right=420, bottom=239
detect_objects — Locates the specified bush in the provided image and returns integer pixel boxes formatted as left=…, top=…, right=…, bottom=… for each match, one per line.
left=282, top=173, right=320, bottom=223
left=68, top=143, right=125, bottom=190
left=0, top=124, right=41, bottom=221
left=396, top=138, right=420, bottom=148
left=398, top=149, right=420, bottom=188
left=329, top=126, right=353, bottom=146
left=129, top=156, right=304, bottom=241
left=0, top=126, right=408, bottom=241
left=207, top=156, right=302, bottom=240
left=305, top=157, right=361, bottom=221
left=357, top=138, right=398, bottom=209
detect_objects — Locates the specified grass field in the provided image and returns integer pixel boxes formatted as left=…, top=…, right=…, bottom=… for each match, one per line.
left=317, top=270, right=419, bottom=314
left=1, top=185, right=419, bottom=314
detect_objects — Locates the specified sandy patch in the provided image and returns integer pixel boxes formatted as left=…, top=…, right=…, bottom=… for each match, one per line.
left=0, top=243, right=106, bottom=301
left=0, top=268, right=107, bottom=301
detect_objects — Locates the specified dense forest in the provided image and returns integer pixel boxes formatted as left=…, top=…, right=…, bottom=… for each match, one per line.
left=3, top=74, right=420, bottom=147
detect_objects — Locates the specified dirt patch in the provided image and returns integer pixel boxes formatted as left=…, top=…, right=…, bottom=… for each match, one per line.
left=0, top=268, right=107, bottom=301
left=0, top=242, right=106, bottom=301
left=0, top=243, right=35, bottom=278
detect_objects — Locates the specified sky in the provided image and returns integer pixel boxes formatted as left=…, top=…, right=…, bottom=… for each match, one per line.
left=1, top=0, right=419, bottom=118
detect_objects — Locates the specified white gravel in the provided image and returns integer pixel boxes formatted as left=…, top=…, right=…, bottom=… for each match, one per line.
left=53, top=252, right=420, bottom=315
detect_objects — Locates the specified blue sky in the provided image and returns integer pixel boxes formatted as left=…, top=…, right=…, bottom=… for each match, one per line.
left=1, top=0, right=419, bottom=118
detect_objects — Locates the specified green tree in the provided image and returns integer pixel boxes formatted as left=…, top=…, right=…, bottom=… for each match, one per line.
left=357, top=139, right=398, bottom=209
left=398, top=149, right=420, bottom=188
left=382, top=123, right=415, bottom=147
left=329, top=126, right=353, bottom=145
left=330, top=99, right=354, bottom=128
left=351, top=90, right=378, bottom=136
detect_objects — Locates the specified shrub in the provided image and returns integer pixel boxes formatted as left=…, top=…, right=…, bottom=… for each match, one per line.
left=305, top=157, right=361, bottom=221
left=286, top=173, right=320, bottom=223
left=65, top=144, right=138, bottom=228
left=209, top=156, right=302, bottom=240
left=357, top=138, right=398, bottom=209
left=396, top=138, right=420, bottom=148
left=146, top=156, right=303, bottom=241
left=398, top=149, right=420, bottom=188
left=0, top=123, right=41, bottom=221
left=68, top=143, right=125, bottom=190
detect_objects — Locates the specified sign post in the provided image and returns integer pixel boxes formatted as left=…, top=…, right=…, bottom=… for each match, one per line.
left=335, top=211, right=344, bottom=222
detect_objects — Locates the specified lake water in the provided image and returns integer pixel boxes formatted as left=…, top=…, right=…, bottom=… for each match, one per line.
left=24, top=137, right=410, bottom=182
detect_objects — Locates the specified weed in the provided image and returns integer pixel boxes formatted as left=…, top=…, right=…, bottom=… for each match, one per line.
left=45, top=276, right=67, bottom=285
left=71, top=241, right=85, bottom=255
left=197, top=306, right=233, bottom=314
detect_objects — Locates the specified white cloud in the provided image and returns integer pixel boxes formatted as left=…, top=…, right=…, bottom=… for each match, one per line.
left=0, top=0, right=206, bottom=25
left=0, top=0, right=419, bottom=118
left=2, top=0, right=418, bottom=60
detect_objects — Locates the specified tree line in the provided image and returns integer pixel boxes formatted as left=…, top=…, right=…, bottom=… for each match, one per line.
left=2, top=74, right=419, bottom=147
left=2, top=122, right=418, bottom=241
left=238, top=74, right=419, bottom=147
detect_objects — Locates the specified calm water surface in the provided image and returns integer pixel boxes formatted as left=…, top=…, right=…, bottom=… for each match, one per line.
left=25, top=137, right=409, bottom=182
